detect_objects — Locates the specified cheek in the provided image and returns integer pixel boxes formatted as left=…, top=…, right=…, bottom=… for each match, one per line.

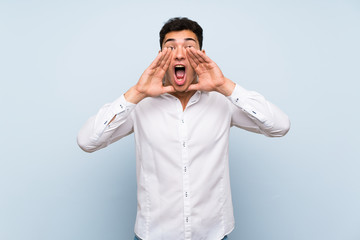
left=186, top=67, right=196, bottom=77
left=164, top=69, right=174, bottom=83
left=165, top=68, right=173, bottom=76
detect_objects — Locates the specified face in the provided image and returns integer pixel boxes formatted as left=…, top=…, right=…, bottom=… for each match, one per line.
left=162, top=30, right=203, bottom=93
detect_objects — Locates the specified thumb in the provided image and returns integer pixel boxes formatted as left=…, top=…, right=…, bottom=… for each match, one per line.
left=186, top=83, right=201, bottom=92
left=162, top=85, right=175, bottom=94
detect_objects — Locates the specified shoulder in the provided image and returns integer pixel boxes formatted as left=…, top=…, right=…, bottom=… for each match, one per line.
left=202, top=91, right=231, bottom=107
left=134, top=94, right=175, bottom=113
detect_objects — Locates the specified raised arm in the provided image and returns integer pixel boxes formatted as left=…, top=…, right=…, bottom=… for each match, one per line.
left=124, top=47, right=174, bottom=104
left=227, top=85, right=290, bottom=137
left=77, top=48, right=175, bottom=152
left=186, top=48, right=290, bottom=137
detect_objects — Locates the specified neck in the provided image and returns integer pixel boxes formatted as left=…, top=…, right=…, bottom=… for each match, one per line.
left=164, top=76, right=198, bottom=111
left=171, top=90, right=197, bottom=111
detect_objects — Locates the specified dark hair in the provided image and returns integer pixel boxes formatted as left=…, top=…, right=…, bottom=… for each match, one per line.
left=159, top=17, right=203, bottom=50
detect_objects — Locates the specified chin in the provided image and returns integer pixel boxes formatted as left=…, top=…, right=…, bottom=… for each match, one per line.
left=174, top=85, right=188, bottom=93
left=173, top=79, right=196, bottom=92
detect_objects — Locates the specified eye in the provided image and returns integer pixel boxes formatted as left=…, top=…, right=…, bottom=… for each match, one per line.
left=185, top=46, right=193, bottom=49
left=167, top=46, right=175, bottom=50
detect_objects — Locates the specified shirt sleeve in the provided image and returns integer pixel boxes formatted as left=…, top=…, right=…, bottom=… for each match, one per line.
left=77, top=94, right=136, bottom=152
left=227, top=84, right=290, bottom=137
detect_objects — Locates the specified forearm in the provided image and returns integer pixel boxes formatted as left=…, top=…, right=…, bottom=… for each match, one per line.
left=107, top=85, right=146, bottom=125
left=77, top=94, right=135, bottom=152
left=216, top=77, right=236, bottom=97
left=229, top=84, right=290, bottom=137
left=124, top=85, right=147, bottom=104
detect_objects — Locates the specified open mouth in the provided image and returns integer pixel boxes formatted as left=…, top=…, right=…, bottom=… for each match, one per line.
left=174, top=65, right=186, bottom=86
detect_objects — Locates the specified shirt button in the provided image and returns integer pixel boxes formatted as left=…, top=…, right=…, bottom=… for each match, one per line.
left=185, top=192, right=188, bottom=197
left=183, top=142, right=186, bottom=147
left=186, top=217, right=189, bottom=223
left=184, top=166, right=187, bottom=172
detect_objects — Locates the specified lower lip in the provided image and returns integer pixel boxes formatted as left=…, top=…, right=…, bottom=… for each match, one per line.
left=174, top=72, right=186, bottom=86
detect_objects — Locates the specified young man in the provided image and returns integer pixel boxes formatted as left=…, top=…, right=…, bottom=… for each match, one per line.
left=77, top=17, right=290, bottom=240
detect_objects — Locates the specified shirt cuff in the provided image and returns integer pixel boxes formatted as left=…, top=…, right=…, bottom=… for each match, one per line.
left=100, top=94, right=136, bottom=127
left=227, top=84, right=267, bottom=123
left=109, top=94, right=136, bottom=116
left=227, top=84, right=249, bottom=108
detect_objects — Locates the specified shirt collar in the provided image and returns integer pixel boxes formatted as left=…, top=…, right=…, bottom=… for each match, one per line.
left=162, top=90, right=205, bottom=103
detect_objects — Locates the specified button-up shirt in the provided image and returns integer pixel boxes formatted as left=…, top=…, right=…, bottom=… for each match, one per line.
left=77, top=84, right=290, bottom=240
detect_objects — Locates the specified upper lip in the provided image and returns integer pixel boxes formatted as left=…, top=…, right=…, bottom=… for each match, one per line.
left=174, top=64, right=186, bottom=75
left=174, top=64, right=185, bottom=68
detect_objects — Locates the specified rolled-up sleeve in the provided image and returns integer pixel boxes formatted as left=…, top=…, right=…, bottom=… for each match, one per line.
left=227, top=84, right=290, bottom=137
left=77, top=94, right=136, bottom=153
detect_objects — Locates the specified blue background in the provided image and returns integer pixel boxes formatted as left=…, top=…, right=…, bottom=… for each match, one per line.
left=1, top=0, right=359, bottom=239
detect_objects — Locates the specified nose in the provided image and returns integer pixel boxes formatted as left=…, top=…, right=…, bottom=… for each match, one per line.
left=174, top=46, right=186, bottom=61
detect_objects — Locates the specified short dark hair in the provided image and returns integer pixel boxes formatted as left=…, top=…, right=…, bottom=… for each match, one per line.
left=159, top=17, right=203, bottom=50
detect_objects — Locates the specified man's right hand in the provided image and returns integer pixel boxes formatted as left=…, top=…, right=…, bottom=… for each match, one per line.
left=124, top=48, right=174, bottom=104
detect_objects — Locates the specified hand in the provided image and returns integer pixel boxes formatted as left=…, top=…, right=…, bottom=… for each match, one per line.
left=186, top=48, right=235, bottom=96
left=125, top=48, right=175, bottom=103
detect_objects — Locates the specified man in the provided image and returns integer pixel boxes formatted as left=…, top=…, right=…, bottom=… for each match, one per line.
left=77, top=17, right=290, bottom=240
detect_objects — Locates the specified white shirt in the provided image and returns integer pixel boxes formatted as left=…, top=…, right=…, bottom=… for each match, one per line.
left=77, top=84, right=290, bottom=240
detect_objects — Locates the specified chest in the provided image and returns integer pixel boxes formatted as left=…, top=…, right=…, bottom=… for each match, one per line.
left=133, top=95, right=231, bottom=146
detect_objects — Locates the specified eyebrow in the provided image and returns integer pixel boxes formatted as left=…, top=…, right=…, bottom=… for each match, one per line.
left=164, top=38, right=197, bottom=44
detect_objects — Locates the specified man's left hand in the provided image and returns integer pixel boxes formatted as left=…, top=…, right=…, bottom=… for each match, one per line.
left=186, top=48, right=235, bottom=96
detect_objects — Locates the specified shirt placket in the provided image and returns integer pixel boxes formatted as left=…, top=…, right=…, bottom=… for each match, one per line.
left=179, top=110, right=191, bottom=240
left=174, top=92, right=201, bottom=240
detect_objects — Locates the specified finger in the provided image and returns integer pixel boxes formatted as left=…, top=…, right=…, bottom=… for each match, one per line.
left=186, top=50, right=198, bottom=70
left=161, top=85, right=175, bottom=93
left=157, top=47, right=169, bottom=67
left=153, top=49, right=171, bottom=78
left=159, top=47, right=170, bottom=60
left=186, top=83, right=201, bottom=92
left=160, top=47, right=172, bottom=70
left=186, top=48, right=201, bottom=65
left=149, top=50, right=165, bottom=69
left=188, top=47, right=203, bottom=64
left=162, top=50, right=172, bottom=71
left=187, top=48, right=199, bottom=64
left=196, top=50, right=212, bottom=64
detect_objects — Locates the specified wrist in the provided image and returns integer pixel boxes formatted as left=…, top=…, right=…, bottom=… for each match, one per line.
left=217, top=78, right=236, bottom=96
left=124, top=86, right=146, bottom=104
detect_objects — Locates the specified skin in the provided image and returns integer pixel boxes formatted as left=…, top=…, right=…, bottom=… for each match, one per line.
left=123, top=30, right=236, bottom=111
left=162, top=30, right=200, bottom=101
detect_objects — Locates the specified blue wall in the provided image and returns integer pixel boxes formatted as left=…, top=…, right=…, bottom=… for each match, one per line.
left=1, top=0, right=359, bottom=239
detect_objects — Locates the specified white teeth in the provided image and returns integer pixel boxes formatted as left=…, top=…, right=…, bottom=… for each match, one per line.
left=175, top=65, right=184, bottom=68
